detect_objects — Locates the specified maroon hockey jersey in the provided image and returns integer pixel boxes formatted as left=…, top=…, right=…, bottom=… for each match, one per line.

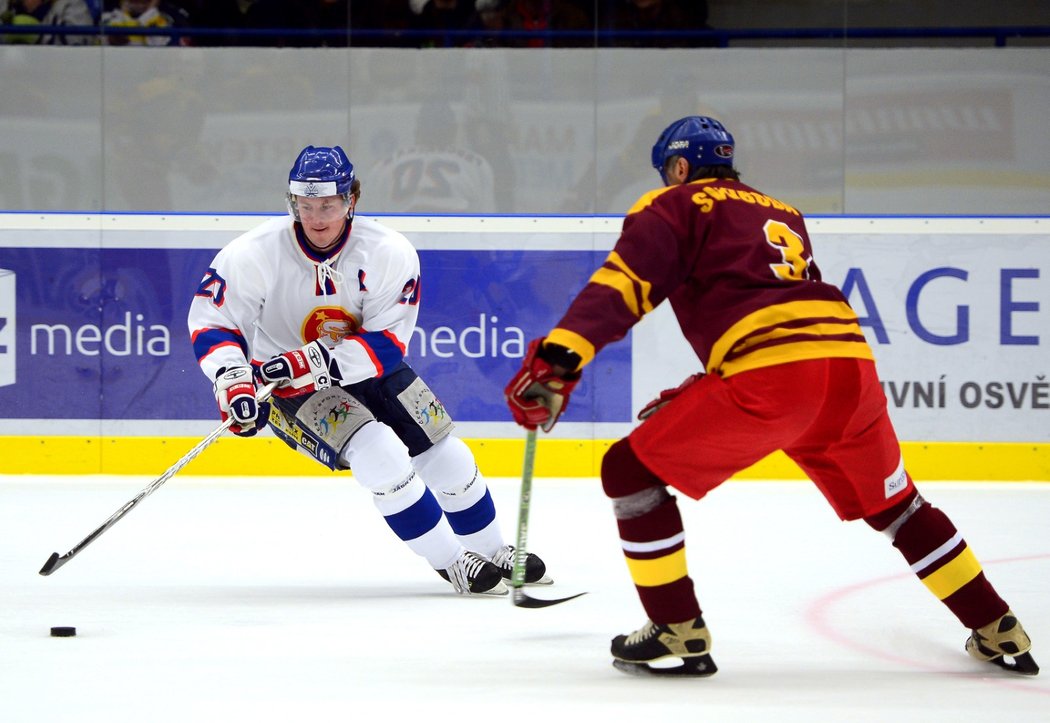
left=548, top=178, right=873, bottom=377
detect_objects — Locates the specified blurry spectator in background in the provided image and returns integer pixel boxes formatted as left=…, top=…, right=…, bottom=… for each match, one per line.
left=0, top=0, right=97, bottom=44
left=367, top=98, right=498, bottom=213
left=104, top=59, right=212, bottom=208
left=462, top=50, right=517, bottom=211
left=487, top=0, right=592, bottom=48
left=501, top=0, right=588, bottom=47
left=600, top=0, right=712, bottom=47
left=561, top=88, right=722, bottom=212
left=464, top=0, right=511, bottom=46
left=408, top=0, right=473, bottom=47
left=101, top=0, right=189, bottom=45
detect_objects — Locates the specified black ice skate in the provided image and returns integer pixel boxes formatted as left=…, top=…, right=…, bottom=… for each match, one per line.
left=490, top=544, right=553, bottom=585
left=438, top=550, right=508, bottom=596
left=610, top=616, right=718, bottom=677
left=966, top=610, right=1039, bottom=675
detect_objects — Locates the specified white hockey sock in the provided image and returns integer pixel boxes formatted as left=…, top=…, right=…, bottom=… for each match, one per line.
left=342, top=422, right=462, bottom=570
left=412, top=436, right=504, bottom=557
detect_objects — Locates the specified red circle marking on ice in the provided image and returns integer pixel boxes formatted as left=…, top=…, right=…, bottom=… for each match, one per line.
left=804, top=554, right=1049, bottom=694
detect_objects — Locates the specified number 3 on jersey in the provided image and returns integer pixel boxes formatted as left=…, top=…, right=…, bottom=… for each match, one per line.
left=764, top=220, right=811, bottom=281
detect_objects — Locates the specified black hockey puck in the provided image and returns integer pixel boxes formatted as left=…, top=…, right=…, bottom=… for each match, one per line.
left=50, top=626, right=76, bottom=637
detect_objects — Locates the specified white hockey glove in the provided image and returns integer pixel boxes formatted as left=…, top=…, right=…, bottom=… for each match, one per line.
left=214, top=365, right=267, bottom=437
left=258, top=340, right=337, bottom=398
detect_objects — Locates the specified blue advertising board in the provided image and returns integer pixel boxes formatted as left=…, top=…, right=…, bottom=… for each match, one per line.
left=2, top=214, right=1048, bottom=445
left=0, top=245, right=631, bottom=424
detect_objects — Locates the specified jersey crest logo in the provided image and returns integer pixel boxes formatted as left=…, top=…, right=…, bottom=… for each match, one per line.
left=302, top=307, right=360, bottom=345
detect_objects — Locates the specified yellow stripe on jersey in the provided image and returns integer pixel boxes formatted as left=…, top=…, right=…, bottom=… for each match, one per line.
left=720, top=340, right=875, bottom=377
left=587, top=251, right=654, bottom=318
left=729, top=320, right=866, bottom=354
left=607, top=252, right=654, bottom=314
left=546, top=328, right=596, bottom=369
left=590, top=267, right=642, bottom=316
left=624, top=548, right=689, bottom=587
left=708, top=300, right=870, bottom=376
left=626, top=185, right=676, bottom=216
left=921, top=546, right=983, bottom=600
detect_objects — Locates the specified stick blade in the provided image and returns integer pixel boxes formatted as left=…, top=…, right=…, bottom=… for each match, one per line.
left=38, top=552, right=66, bottom=576
left=512, top=588, right=587, bottom=608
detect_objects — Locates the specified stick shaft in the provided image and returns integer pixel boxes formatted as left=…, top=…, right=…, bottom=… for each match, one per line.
left=510, top=429, right=586, bottom=608
left=510, top=428, right=537, bottom=591
left=39, top=383, right=276, bottom=576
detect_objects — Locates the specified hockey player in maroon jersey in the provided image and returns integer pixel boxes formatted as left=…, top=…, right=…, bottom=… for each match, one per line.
left=505, top=115, right=1038, bottom=677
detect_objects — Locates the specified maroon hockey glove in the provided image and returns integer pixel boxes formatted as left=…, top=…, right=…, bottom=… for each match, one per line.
left=505, top=338, right=581, bottom=433
left=258, top=340, right=336, bottom=398
left=213, top=365, right=267, bottom=436
left=637, top=373, right=705, bottom=421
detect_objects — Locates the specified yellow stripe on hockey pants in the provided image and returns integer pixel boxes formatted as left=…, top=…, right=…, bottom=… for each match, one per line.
left=625, top=548, right=689, bottom=587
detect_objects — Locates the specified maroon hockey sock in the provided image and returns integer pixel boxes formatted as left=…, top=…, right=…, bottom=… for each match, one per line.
left=865, top=490, right=1008, bottom=629
left=616, top=496, right=703, bottom=623
left=602, top=439, right=702, bottom=624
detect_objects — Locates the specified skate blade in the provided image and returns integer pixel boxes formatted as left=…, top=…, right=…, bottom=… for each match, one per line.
left=988, top=651, right=1040, bottom=676
left=476, top=581, right=510, bottom=596
left=453, top=580, right=509, bottom=596
left=612, top=654, right=718, bottom=678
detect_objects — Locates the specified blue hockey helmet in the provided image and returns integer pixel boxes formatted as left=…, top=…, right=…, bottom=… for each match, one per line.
left=651, top=116, right=735, bottom=184
left=287, top=145, right=355, bottom=198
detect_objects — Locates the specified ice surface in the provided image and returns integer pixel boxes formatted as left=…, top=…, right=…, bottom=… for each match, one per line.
left=2, top=475, right=1047, bottom=722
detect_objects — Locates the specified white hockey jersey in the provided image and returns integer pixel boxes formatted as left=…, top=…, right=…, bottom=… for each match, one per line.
left=188, top=215, right=421, bottom=386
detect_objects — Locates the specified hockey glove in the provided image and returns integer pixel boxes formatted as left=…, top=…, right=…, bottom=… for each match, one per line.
left=637, top=373, right=705, bottom=421
left=258, top=340, right=336, bottom=398
left=214, top=365, right=267, bottom=437
left=505, top=338, right=581, bottom=433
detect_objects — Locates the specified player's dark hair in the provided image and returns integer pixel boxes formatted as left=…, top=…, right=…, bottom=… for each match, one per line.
left=688, top=164, right=740, bottom=182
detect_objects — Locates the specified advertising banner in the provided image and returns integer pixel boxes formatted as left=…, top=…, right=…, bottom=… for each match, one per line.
left=0, top=215, right=1047, bottom=443
left=0, top=268, right=14, bottom=388
left=0, top=232, right=628, bottom=427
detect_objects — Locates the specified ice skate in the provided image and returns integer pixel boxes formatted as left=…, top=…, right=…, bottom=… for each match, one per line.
left=490, top=545, right=553, bottom=585
left=966, top=610, right=1039, bottom=675
left=610, top=616, right=718, bottom=677
left=438, top=550, right=508, bottom=596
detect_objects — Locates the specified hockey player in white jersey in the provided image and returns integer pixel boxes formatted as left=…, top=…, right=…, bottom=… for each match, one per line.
left=188, top=145, right=549, bottom=595
left=366, top=100, right=497, bottom=214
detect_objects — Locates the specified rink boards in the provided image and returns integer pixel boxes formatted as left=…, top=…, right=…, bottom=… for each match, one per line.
left=0, top=214, right=1047, bottom=479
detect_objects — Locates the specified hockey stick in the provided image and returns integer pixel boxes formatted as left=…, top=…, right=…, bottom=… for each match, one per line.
left=38, top=382, right=278, bottom=576
left=511, top=428, right=586, bottom=608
